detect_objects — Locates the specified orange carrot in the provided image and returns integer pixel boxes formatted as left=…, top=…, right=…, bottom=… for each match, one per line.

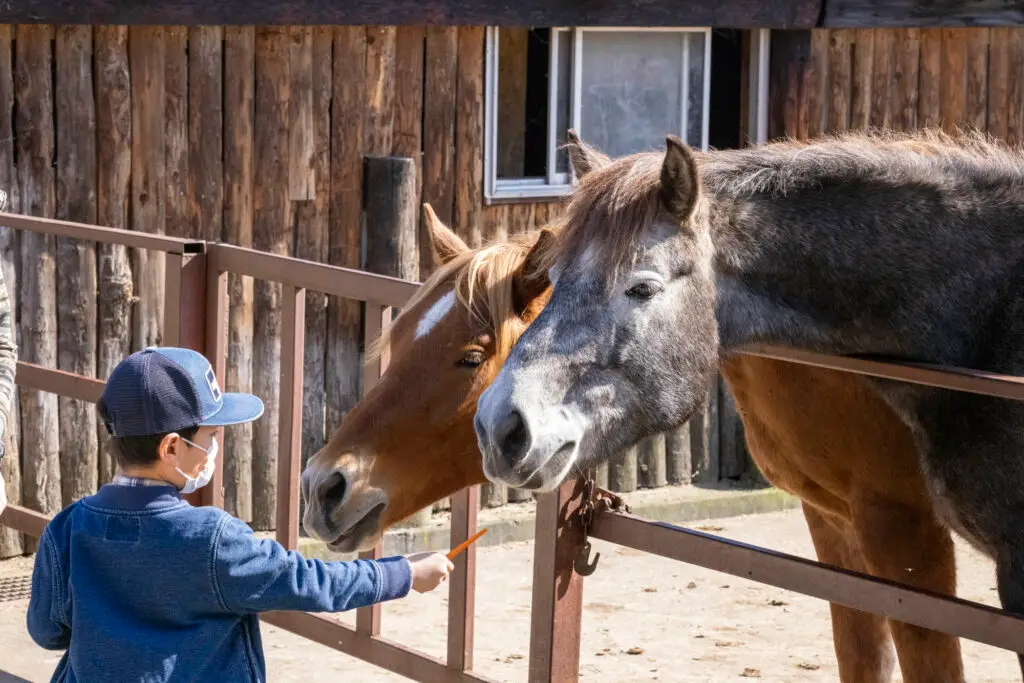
left=446, top=528, right=488, bottom=560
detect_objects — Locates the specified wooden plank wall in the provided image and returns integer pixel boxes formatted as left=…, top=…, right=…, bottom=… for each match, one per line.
left=768, top=28, right=1024, bottom=143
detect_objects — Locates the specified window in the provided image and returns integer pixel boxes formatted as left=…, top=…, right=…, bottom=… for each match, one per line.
left=484, top=27, right=712, bottom=203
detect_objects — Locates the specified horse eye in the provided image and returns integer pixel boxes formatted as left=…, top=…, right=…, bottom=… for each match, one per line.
left=456, top=350, right=485, bottom=368
left=625, top=280, right=663, bottom=300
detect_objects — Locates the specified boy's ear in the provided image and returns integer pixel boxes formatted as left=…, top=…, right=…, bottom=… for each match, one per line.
left=157, top=433, right=180, bottom=462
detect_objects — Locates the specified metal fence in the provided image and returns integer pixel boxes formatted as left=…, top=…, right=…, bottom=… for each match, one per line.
left=3, top=211, right=1024, bottom=682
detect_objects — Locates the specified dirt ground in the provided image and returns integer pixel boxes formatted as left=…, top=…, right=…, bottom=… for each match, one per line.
left=1, top=508, right=1018, bottom=682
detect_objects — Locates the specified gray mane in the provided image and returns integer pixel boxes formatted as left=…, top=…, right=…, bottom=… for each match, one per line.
left=700, top=128, right=1024, bottom=202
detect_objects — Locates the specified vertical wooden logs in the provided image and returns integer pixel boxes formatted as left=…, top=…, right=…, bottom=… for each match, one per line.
left=665, top=424, right=692, bottom=485
left=55, top=25, right=98, bottom=506
left=0, top=24, right=21, bottom=558
left=17, top=26, right=61, bottom=550
left=95, top=26, right=133, bottom=487
left=223, top=26, right=255, bottom=522
left=252, top=27, right=290, bottom=530
left=129, top=26, right=166, bottom=350
left=325, top=26, right=366, bottom=451
left=637, top=433, right=667, bottom=489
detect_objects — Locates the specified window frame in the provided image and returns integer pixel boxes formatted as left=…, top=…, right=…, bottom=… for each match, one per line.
left=483, top=26, right=714, bottom=204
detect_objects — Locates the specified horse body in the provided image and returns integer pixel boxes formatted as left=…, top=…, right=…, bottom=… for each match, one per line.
left=302, top=200, right=964, bottom=681
left=476, top=129, right=1024, bottom=679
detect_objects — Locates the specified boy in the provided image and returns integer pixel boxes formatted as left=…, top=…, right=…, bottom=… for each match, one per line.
left=27, top=346, right=453, bottom=682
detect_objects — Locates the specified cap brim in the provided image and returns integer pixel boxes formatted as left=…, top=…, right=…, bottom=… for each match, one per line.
left=200, top=392, right=265, bottom=427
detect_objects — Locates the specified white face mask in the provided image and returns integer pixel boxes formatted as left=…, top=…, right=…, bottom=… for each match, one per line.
left=176, top=436, right=218, bottom=495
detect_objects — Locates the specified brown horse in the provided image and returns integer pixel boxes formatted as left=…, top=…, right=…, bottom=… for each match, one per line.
left=301, top=205, right=961, bottom=683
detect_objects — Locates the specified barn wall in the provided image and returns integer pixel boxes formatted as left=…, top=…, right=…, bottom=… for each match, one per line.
left=768, top=28, right=1024, bottom=142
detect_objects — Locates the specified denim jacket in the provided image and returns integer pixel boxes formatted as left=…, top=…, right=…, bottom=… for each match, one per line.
left=27, top=484, right=412, bottom=682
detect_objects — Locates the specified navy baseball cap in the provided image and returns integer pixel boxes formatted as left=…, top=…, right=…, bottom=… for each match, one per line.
left=99, top=347, right=264, bottom=438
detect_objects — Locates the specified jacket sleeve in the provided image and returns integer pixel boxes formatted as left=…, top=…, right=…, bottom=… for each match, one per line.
left=0, top=266, right=16, bottom=444
left=210, top=515, right=412, bottom=615
left=26, top=530, right=71, bottom=650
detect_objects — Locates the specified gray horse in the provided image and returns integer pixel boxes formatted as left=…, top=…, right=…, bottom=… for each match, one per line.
left=473, top=129, right=1024, bottom=679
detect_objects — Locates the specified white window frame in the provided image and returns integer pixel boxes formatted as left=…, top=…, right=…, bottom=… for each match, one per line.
left=484, top=26, right=714, bottom=204
left=747, top=29, right=771, bottom=146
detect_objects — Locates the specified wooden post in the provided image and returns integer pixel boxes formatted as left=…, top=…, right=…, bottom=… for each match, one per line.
left=691, top=381, right=721, bottom=484
left=0, top=25, right=22, bottom=559
left=17, top=26, right=61, bottom=553
left=325, top=26, right=366, bottom=459
left=129, top=26, right=166, bottom=351
left=55, top=25, right=99, bottom=507
left=718, top=378, right=745, bottom=480
left=363, top=155, right=429, bottom=528
left=95, top=26, right=134, bottom=487
left=638, top=433, right=667, bottom=489
left=608, top=446, right=638, bottom=493
left=223, top=26, right=255, bottom=522
left=528, top=476, right=587, bottom=683
left=665, top=423, right=693, bottom=485
left=251, top=27, right=290, bottom=531
left=291, top=28, right=332, bottom=506
left=421, top=27, right=458, bottom=239
left=164, top=26, right=188, bottom=240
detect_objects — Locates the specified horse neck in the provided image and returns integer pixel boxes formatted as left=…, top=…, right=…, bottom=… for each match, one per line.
left=707, top=178, right=1022, bottom=365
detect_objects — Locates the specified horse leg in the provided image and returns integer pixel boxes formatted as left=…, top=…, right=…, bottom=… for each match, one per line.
left=849, top=495, right=964, bottom=683
left=802, top=502, right=896, bottom=683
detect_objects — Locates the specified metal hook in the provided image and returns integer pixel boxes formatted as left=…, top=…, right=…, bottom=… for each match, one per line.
left=574, top=540, right=600, bottom=576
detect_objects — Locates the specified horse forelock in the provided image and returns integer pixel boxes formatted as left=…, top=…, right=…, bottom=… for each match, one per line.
left=540, top=152, right=666, bottom=285
left=366, top=231, right=540, bottom=364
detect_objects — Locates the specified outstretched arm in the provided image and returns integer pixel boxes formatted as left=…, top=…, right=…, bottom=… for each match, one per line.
left=211, top=516, right=412, bottom=615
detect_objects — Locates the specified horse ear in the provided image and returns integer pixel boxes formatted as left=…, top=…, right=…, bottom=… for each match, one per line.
left=566, top=129, right=611, bottom=180
left=423, top=203, right=469, bottom=266
left=513, top=228, right=555, bottom=315
left=660, top=135, right=701, bottom=223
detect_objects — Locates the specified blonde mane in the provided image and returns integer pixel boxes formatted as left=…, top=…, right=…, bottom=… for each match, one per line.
left=548, top=127, right=1024, bottom=281
left=366, top=230, right=546, bottom=364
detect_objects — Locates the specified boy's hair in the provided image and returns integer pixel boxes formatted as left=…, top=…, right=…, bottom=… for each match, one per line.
left=97, top=397, right=199, bottom=469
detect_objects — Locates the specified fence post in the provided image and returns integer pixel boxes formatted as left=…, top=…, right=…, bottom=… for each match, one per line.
left=164, top=246, right=220, bottom=508
left=528, top=475, right=588, bottom=683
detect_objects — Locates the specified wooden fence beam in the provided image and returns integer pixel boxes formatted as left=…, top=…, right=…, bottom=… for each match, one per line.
left=0, top=0, right=823, bottom=28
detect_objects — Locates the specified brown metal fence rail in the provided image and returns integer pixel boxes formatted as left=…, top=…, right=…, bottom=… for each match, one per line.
left=4, top=211, right=1024, bottom=682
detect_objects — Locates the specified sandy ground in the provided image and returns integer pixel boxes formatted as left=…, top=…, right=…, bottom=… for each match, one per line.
left=1, top=507, right=1019, bottom=682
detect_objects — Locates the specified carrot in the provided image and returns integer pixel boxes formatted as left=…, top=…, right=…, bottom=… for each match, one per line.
left=446, top=528, right=488, bottom=560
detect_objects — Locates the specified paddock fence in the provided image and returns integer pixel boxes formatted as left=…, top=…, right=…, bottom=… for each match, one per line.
left=4, top=209, right=1024, bottom=682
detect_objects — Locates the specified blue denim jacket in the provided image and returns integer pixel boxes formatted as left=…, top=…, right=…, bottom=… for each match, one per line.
left=26, top=484, right=412, bottom=682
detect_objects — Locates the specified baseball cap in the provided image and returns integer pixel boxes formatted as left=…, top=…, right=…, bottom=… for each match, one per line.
left=99, top=347, right=264, bottom=438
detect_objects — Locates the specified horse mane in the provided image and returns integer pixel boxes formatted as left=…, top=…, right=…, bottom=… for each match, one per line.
left=544, top=127, right=1024, bottom=280
left=366, top=229, right=544, bottom=363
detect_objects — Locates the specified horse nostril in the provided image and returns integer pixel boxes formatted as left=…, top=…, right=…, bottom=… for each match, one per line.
left=496, top=410, right=530, bottom=466
left=320, top=471, right=348, bottom=516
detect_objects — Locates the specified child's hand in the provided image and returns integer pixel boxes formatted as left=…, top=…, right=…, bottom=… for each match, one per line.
left=406, top=552, right=454, bottom=593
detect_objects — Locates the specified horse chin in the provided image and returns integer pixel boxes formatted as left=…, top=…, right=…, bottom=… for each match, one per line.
left=326, top=502, right=386, bottom=554
left=486, top=441, right=580, bottom=493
